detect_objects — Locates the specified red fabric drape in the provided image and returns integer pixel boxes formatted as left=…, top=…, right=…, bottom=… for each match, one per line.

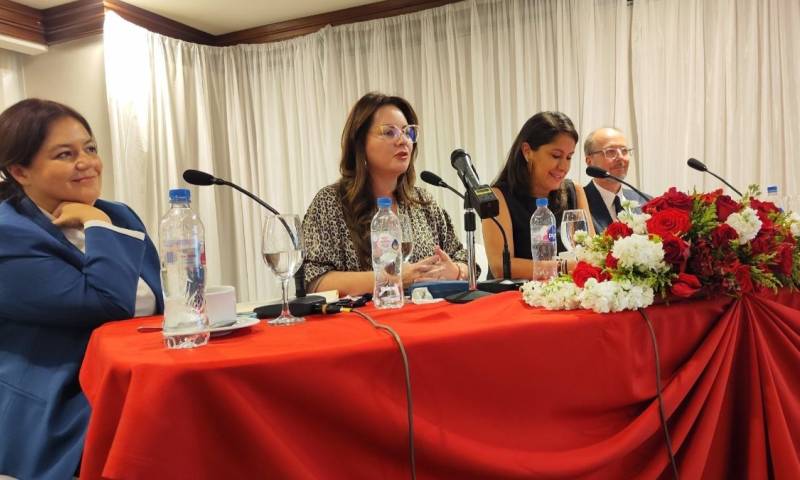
left=79, top=291, right=800, bottom=479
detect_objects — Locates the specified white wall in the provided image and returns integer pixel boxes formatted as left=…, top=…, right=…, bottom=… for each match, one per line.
left=21, top=35, right=115, bottom=199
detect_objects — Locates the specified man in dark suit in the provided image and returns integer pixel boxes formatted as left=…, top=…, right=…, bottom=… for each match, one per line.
left=583, top=127, right=649, bottom=233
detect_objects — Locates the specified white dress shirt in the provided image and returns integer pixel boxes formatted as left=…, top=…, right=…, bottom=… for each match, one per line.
left=592, top=180, right=627, bottom=222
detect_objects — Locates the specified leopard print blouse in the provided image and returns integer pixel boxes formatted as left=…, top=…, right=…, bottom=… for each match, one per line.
left=302, top=184, right=469, bottom=288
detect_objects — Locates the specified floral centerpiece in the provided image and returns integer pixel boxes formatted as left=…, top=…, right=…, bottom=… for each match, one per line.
left=522, top=186, right=800, bottom=313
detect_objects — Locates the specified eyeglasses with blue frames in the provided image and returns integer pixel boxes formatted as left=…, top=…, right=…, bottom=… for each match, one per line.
left=588, top=146, right=634, bottom=160
left=374, top=124, right=420, bottom=144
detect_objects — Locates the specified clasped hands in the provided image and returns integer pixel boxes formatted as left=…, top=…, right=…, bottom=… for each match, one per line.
left=402, top=246, right=462, bottom=286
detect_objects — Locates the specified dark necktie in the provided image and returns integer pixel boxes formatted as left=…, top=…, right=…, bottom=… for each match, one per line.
left=613, top=196, right=623, bottom=215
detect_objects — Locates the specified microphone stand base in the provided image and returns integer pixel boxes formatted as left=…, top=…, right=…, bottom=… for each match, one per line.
left=477, top=279, right=526, bottom=293
left=445, top=289, right=493, bottom=304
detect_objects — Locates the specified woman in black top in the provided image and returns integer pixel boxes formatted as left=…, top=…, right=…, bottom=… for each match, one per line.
left=482, top=111, right=595, bottom=279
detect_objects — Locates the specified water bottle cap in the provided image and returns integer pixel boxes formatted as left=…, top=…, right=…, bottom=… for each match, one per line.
left=377, top=196, right=392, bottom=208
left=535, top=197, right=548, bottom=208
left=169, top=188, right=191, bottom=202
left=766, top=185, right=779, bottom=194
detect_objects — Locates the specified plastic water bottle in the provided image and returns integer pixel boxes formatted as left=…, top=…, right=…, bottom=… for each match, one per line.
left=765, top=184, right=790, bottom=211
left=371, top=197, right=404, bottom=309
left=159, top=188, right=210, bottom=348
left=530, top=197, right=558, bottom=281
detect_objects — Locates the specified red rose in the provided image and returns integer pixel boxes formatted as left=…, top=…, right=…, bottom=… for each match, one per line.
left=776, top=243, right=795, bottom=276
left=646, top=208, right=692, bottom=238
left=715, top=195, right=741, bottom=222
left=662, top=187, right=693, bottom=211
left=750, top=228, right=776, bottom=255
left=662, top=234, right=690, bottom=267
left=670, top=273, right=702, bottom=298
left=734, top=263, right=753, bottom=293
left=642, top=187, right=693, bottom=214
left=572, top=261, right=610, bottom=288
left=698, top=189, right=723, bottom=205
left=605, top=222, right=633, bottom=240
left=605, top=252, right=618, bottom=269
left=688, top=239, right=715, bottom=278
left=749, top=198, right=780, bottom=216
left=711, top=224, right=738, bottom=249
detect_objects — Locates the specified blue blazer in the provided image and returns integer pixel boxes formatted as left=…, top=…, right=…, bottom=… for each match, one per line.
left=0, top=196, right=163, bottom=480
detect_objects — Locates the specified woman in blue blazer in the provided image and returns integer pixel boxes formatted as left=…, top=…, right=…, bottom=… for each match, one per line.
left=0, top=99, right=164, bottom=479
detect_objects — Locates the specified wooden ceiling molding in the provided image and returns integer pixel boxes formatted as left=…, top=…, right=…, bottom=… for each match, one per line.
left=0, top=0, right=44, bottom=44
left=41, top=0, right=103, bottom=44
left=217, top=0, right=461, bottom=46
left=103, top=0, right=214, bottom=45
left=3, top=0, right=461, bottom=48
left=41, top=0, right=214, bottom=45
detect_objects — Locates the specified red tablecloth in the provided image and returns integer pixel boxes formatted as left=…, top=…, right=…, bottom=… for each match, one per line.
left=79, top=290, right=800, bottom=479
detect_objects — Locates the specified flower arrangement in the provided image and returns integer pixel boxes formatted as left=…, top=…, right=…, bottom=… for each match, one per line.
left=522, top=186, right=800, bottom=313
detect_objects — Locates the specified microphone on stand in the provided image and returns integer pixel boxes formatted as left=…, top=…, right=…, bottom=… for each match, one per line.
left=686, top=158, right=743, bottom=197
left=419, top=170, right=520, bottom=292
left=585, top=166, right=651, bottom=202
left=450, top=149, right=499, bottom=219
left=182, top=168, right=324, bottom=309
left=183, top=169, right=280, bottom=214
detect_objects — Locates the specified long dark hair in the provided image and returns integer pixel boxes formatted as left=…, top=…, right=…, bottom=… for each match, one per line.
left=493, top=111, right=578, bottom=212
left=336, top=92, right=424, bottom=268
left=0, top=98, right=94, bottom=203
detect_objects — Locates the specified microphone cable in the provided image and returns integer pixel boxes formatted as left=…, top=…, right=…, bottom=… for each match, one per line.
left=638, top=307, right=679, bottom=480
left=349, top=309, right=416, bottom=480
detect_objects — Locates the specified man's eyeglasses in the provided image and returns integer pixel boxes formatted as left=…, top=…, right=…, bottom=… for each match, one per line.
left=375, top=124, right=420, bottom=144
left=588, top=146, right=634, bottom=160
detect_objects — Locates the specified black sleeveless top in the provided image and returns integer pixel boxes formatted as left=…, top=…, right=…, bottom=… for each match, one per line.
left=495, top=179, right=577, bottom=258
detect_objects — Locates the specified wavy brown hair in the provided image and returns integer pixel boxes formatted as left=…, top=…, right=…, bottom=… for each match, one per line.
left=0, top=98, right=93, bottom=204
left=336, top=92, right=425, bottom=268
left=493, top=111, right=578, bottom=216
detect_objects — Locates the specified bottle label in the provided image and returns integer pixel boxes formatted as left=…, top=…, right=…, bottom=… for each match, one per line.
left=374, top=232, right=400, bottom=261
left=546, top=224, right=556, bottom=243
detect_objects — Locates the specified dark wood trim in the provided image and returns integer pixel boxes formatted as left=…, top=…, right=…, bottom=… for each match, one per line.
left=217, top=0, right=462, bottom=46
left=42, top=0, right=214, bottom=45
left=0, top=0, right=44, bottom=44
left=41, top=0, right=103, bottom=44
left=103, top=0, right=214, bottom=46
left=2, top=0, right=460, bottom=47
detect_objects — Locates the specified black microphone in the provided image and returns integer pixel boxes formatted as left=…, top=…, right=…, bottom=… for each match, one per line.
left=450, top=149, right=499, bottom=219
left=183, top=169, right=280, bottom=215
left=421, top=171, right=517, bottom=286
left=182, top=168, right=323, bottom=308
left=585, top=166, right=650, bottom=202
left=686, top=158, right=743, bottom=197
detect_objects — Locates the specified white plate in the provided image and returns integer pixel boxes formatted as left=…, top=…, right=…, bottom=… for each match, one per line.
left=210, top=315, right=260, bottom=336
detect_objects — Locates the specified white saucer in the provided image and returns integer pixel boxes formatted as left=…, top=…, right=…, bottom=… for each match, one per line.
left=210, top=315, right=260, bottom=337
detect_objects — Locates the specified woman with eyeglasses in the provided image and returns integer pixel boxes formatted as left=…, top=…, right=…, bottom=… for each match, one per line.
left=0, top=99, right=163, bottom=478
left=302, top=92, right=470, bottom=295
left=482, top=111, right=595, bottom=279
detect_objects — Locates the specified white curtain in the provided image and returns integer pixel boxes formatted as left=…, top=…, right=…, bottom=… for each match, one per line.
left=103, top=0, right=799, bottom=302
left=632, top=0, right=800, bottom=199
left=0, top=49, right=26, bottom=110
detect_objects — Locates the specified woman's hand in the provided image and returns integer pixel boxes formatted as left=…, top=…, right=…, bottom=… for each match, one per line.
left=402, top=255, right=441, bottom=286
left=402, top=247, right=464, bottom=286
left=52, top=202, right=111, bottom=228
left=431, top=246, right=462, bottom=280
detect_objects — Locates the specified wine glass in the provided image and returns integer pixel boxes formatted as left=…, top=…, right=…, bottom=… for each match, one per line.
left=399, top=213, right=414, bottom=262
left=560, top=209, right=589, bottom=252
left=261, top=214, right=304, bottom=326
